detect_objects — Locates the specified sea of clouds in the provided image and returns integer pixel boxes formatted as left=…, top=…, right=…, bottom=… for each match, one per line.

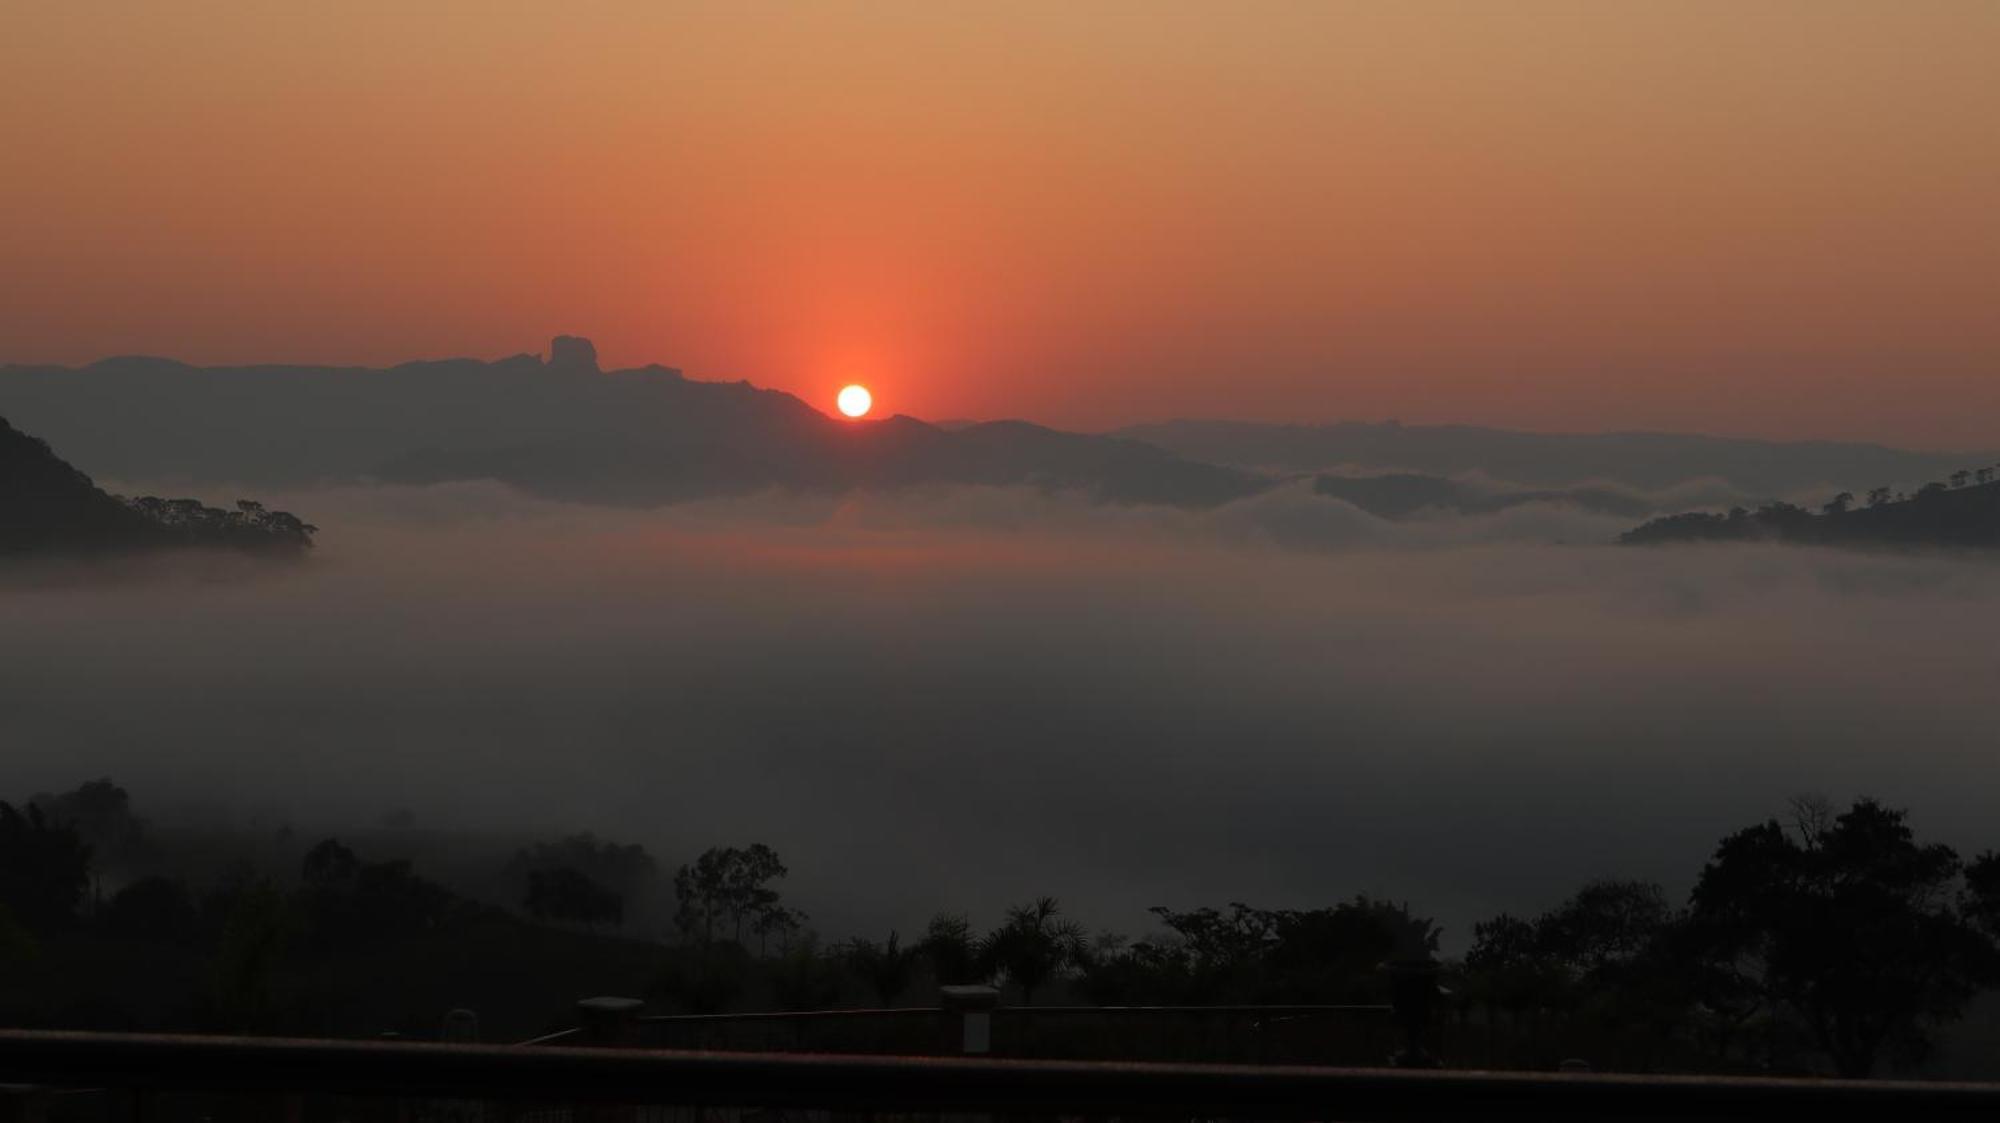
left=5, top=481, right=1998, bottom=946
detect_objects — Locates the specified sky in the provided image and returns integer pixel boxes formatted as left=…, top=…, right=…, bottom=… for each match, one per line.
left=2, top=2, right=1996, bottom=446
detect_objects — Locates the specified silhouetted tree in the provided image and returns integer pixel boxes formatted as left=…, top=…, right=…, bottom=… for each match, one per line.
left=507, top=833, right=656, bottom=924
left=1129, top=902, right=1276, bottom=1002
left=674, top=844, right=789, bottom=948
left=1950, top=470, right=1970, bottom=489
left=981, top=897, right=1089, bottom=1005
left=1535, top=879, right=1672, bottom=980
left=123, top=494, right=318, bottom=553
left=921, top=912, right=979, bottom=985
left=1821, top=492, right=1854, bottom=515
left=0, top=802, right=91, bottom=931
left=1958, top=850, right=2000, bottom=945
left=771, top=936, right=845, bottom=1011
left=1495, top=879, right=1693, bottom=1063
left=1080, top=897, right=1440, bottom=1006
left=1263, top=897, right=1440, bottom=1003
left=1464, top=912, right=1563, bottom=1018
left=1151, top=903, right=1275, bottom=970
left=31, top=778, right=146, bottom=868
left=752, top=905, right=809, bottom=956
left=1686, top=799, right=1997, bottom=1077
left=845, top=931, right=921, bottom=1006
left=1464, top=881, right=1672, bottom=1023
left=297, top=838, right=454, bottom=949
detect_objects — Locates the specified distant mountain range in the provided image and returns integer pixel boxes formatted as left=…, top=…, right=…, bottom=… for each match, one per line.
left=0, top=341, right=1260, bottom=508
left=1116, top=419, right=1987, bottom=497
left=0, top=417, right=315, bottom=558
left=379, top=414, right=1264, bottom=508
left=4, top=340, right=1990, bottom=515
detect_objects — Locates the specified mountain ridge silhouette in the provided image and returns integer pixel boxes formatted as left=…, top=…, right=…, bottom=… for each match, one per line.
left=1118, top=418, right=1990, bottom=496
left=0, top=340, right=1263, bottom=507
left=6, top=340, right=1989, bottom=506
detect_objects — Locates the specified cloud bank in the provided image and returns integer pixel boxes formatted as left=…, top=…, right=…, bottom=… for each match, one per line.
left=5, top=482, right=1998, bottom=946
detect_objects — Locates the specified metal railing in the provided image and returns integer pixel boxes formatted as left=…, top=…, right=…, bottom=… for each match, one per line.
left=5, top=1028, right=2000, bottom=1123
left=615, top=1004, right=1398, bottom=1064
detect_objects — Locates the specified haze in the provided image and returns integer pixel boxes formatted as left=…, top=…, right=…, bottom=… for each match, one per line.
left=5, top=484, right=1997, bottom=943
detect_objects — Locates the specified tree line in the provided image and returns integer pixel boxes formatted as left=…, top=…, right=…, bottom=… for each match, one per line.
left=5, top=781, right=2000, bottom=1077
left=122, top=497, right=317, bottom=554
left=1623, top=462, right=2000, bottom=549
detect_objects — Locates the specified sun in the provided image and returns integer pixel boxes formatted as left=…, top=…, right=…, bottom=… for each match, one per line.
left=836, top=384, right=873, bottom=418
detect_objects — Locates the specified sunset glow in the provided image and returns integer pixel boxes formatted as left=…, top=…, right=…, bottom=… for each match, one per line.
left=3, top=4, right=1998, bottom=445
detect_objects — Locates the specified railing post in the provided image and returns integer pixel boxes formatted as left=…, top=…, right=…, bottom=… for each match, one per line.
left=434, top=1009, right=485, bottom=1123
left=444, top=1009, right=482, bottom=1044
left=938, top=985, right=1000, bottom=1056
left=576, top=997, right=644, bottom=1048
left=574, top=998, right=644, bottom=1123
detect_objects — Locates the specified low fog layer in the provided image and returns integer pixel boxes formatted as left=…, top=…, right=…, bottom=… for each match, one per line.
left=5, top=482, right=1998, bottom=946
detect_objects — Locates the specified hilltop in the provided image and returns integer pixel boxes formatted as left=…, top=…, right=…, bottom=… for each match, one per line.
left=1622, top=469, right=2000, bottom=551
left=0, top=416, right=314, bottom=558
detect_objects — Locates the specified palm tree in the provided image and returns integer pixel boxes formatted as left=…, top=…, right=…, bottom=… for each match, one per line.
left=980, top=897, right=1088, bottom=1005
left=846, top=931, right=922, bottom=1006
left=921, top=912, right=979, bottom=985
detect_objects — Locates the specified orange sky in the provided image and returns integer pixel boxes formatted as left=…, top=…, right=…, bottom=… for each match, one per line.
left=2, top=2, right=1996, bottom=446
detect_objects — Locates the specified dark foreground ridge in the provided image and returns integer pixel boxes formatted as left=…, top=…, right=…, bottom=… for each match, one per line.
left=8, top=781, right=2000, bottom=1081
left=1622, top=469, right=2000, bottom=551
left=0, top=415, right=314, bottom=558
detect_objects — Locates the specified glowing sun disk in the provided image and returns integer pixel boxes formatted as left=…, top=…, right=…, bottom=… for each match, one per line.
left=837, top=384, right=873, bottom=418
